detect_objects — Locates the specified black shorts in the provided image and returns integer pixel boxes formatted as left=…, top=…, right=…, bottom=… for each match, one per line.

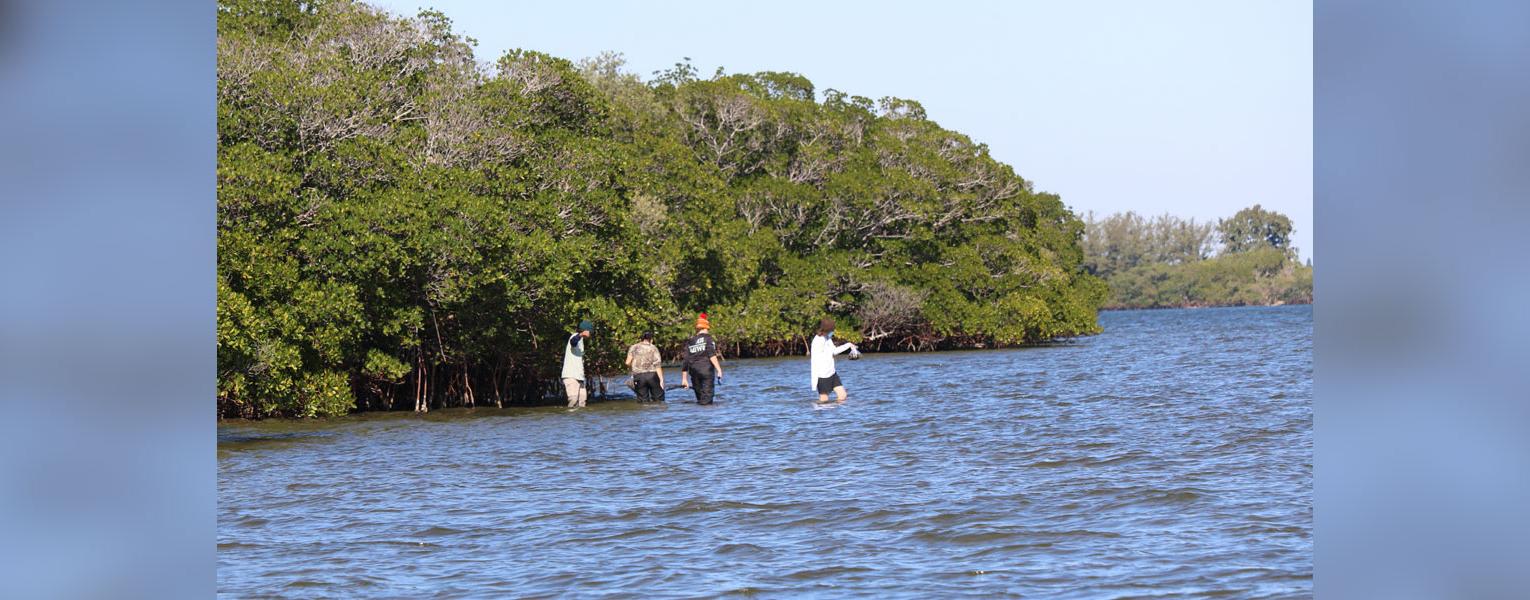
left=815, top=373, right=843, bottom=394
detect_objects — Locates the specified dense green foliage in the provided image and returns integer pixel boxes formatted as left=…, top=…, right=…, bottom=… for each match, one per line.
left=216, top=0, right=1105, bottom=418
left=1083, top=205, right=1312, bottom=309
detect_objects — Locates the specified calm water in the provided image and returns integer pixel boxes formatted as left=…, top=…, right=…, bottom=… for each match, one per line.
left=218, top=305, right=1312, bottom=598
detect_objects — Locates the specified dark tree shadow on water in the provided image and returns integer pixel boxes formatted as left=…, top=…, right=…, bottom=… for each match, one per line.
left=217, top=430, right=331, bottom=453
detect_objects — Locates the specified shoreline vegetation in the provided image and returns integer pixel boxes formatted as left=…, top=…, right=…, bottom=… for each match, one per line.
left=216, top=0, right=1300, bottom=419
left=1083, top=206, right=1313, bottom=311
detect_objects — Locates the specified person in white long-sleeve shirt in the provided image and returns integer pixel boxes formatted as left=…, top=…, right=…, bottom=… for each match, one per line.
left=809, top=317, right=856, bottom=403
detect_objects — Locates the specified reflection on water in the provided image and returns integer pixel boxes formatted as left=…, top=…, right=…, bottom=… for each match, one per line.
left=219, top=305, right=1312, bottom=597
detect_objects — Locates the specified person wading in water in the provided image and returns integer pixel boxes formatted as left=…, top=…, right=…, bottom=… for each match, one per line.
left=625, top=331, right=666, bottom=403
left=810, top=317, right=857, bottom=404
left=680, top=313, right=723, bottom=405
left=561, top=320, right=593, bottom=408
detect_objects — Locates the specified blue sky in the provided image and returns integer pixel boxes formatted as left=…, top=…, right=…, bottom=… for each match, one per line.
left=369, top=0, right=1312, bottom=260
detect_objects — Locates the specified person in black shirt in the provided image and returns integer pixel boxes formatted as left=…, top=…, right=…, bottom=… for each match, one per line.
left=679, top=312, right=723, bottom=405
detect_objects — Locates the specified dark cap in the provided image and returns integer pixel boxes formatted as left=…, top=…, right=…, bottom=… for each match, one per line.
left=578, top=320, right=594, bottom=332
left=640, top=330, right=654, bottom=340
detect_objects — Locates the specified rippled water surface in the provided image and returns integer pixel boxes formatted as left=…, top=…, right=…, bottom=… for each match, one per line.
left=219, top=306, right=1312, bottom=598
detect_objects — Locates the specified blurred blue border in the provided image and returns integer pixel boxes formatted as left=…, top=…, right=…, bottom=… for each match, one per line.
left=0, top=0, right=214, bottom=597
left=1318, top=0, right=1530, bottom=596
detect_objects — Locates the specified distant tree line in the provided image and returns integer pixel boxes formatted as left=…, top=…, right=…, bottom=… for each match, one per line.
left=1082, top=205, right=1312, bottom=309
left=216, top=0, right=1106, bottom=418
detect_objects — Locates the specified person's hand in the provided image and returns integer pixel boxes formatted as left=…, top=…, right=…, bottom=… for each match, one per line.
left=717, top=372, right=724, bottom=384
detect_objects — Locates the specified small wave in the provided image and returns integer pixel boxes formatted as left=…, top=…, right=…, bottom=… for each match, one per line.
left=722, top=585, right=774, bottom=596
left=922, top=527, right=1121, bottom=547
left=911, top=528, right=1022, bottom=545
left=562, top=527, right=665, bottom=544
left=1050, top=529, right=1124, bottom=539
left=1025, top=450, right=1145, bottom=469
left=784, top=565, right=873, bottom=580
left=1101, top=487, right=1211, bottom=508
left=361, top=539, right=438, bottom=548
left=411, top=526, right=465, bottom=537
left=660, top=498, right=790, bottom=516
left=958, top=542, right=1055, bottom=560
left=715, top=542, right=769, bottom=555
left=769, top=515, right=833, bottom=528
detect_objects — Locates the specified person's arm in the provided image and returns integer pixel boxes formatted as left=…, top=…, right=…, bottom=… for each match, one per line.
left=656, top=366, right=665, bottom=388
left=834, top=341, right=855, bottom=355
left=624, top=347, right=633, bottom=368
left=708, top=336, right=723, bottom=378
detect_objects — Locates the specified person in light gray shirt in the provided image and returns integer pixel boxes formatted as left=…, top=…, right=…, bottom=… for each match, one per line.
left=562, top=320, right=594, bottom=407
